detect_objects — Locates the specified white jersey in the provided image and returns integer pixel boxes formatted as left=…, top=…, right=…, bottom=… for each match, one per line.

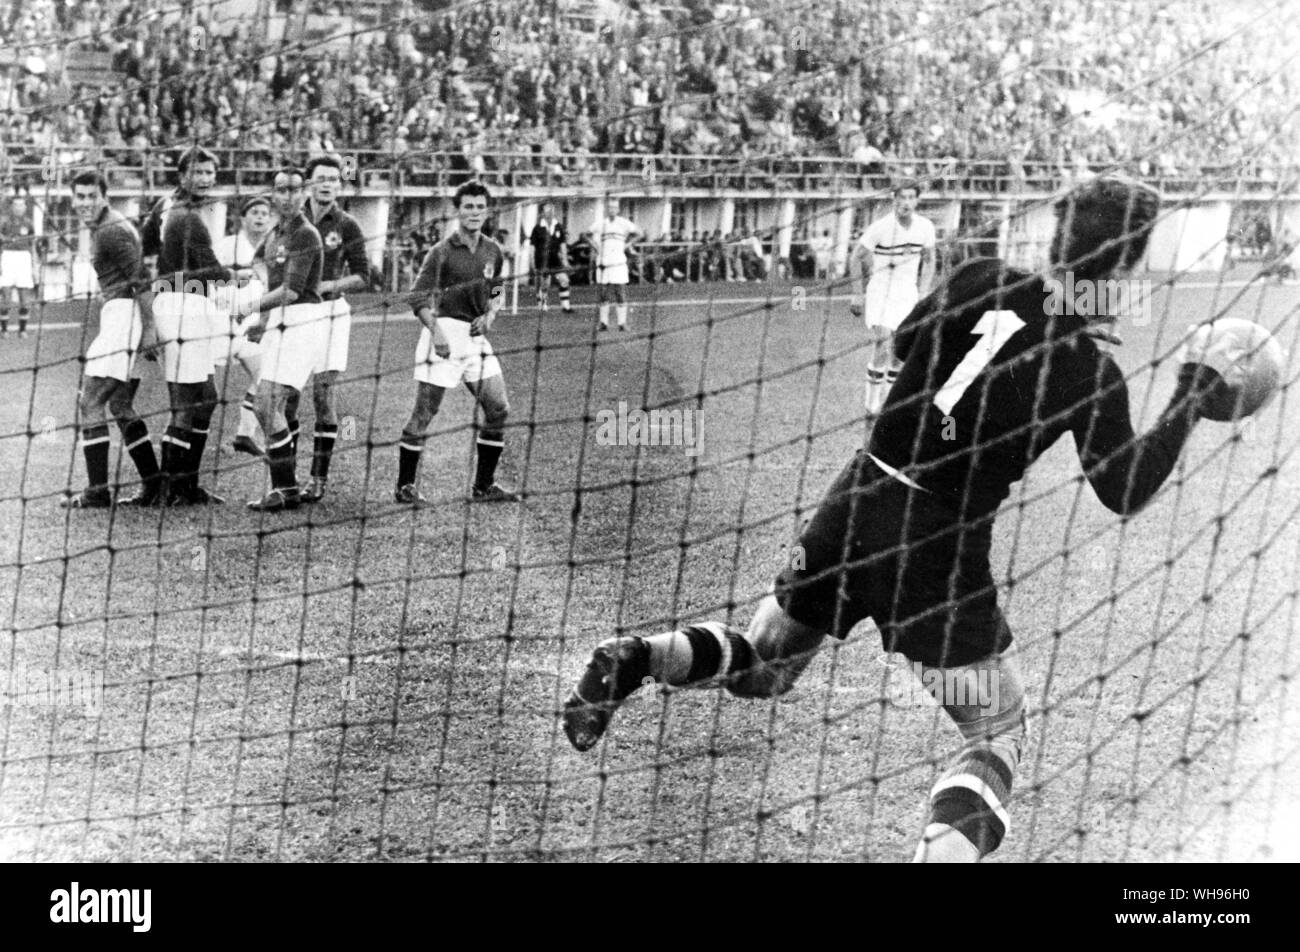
left=215, top=231, right=261, bottom=269
left=594, top=215, right=637, bottom=269
left=859, top=212, right=936, bottom=300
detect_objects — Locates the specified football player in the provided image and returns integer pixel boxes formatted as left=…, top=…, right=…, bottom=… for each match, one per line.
left=296, top=155, right=371, bottom=503
left=851, top=182, right=937, bottom=415
left=214, top=195, right=272, bottom=458
left=529, top=201, right=573, bottom=313
left=396, top=181, right=517, bottom=505
left=237, top=166, right=325, bottom=511
left=592, top=197, right=642, bottom=331
left=562, top=176, right=1240, bottom=862
left=61, top=170, right=163, bottom=508
left=0, top=193, right=40, bottom=339
left=141, top=146, right=255, bottom=504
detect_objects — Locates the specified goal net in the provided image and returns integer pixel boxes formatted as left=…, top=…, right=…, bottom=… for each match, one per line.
left=1, top=0, right=1298, bottom=862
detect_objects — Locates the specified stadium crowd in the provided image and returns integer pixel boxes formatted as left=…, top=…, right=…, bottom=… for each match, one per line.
left=1, top=0, right=1295, bottom=179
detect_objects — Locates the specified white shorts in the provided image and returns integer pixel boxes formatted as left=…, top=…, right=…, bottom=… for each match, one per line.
left=260, top=303, right=330, bottom=392
left=0, top=249, right=35, bottom=289
left=316, top=297, right=351, bottom=374
left=864, top=280, right=919, bottom=332
left=414, top=317, right=501, bottom=389
left=596, top=262, right=629, bottom=285
left=210, top=280, right=265, bottom=366
left=152, top=291, right=219, bottom=383
left=84, top=298, right=142, bottom=382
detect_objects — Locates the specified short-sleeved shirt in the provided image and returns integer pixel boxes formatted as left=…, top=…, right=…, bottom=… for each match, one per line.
left=90, top=207, right=144, bottom=301
left=407, top=229, right=504, bottom=325
left=255, top=212, right=323, bottom=303
left=0, top=204, right=37, bottom=252
left=305, top=201, right=368, bottom=300
left=593, top=215, right=638, bottom=269
left=859, top=212, right=936, bottom=298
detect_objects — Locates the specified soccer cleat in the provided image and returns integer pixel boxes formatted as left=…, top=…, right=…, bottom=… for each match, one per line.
left=247, top=488, right=300, bottom=511
left=563, top=637, right=652, bottom=752
left=169, top=485, right=225, bottom=506
left=598, top=323, right=609, bottom=332
left=394, top=483, right=430, bottom=508
left=300, top=478, right=327, bottom=504
left=618, top=325, right=627, bottom=332
left=60, top=488, right=113, bottom=509
left=116, top=485, right=165, bottom=507
left=232, top=435, right=264, bottom=458
left=471, top=482, right=520, bottom=503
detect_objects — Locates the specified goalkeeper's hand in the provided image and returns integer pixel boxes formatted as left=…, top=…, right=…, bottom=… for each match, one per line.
left=1175, top=362, right=1225, bottom=418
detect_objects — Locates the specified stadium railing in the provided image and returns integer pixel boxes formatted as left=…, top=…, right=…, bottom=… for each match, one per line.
left=3, top=145, right=1294, bottom=197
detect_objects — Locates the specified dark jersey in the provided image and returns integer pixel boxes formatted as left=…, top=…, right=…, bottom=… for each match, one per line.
left=305, top=201, right=368, bottom=300
left=255, top=212, right=323, bottom=304
left=408, top=230, right=504, bottom=325
left=530, top=218, right=567, bottom=270
left=89, top=207, right=144, bottom=301
left=0, top=204, right=37, bottom=252
left=141, top=189, right=233, bottom=289
left=869, top=257, right=1200, bottom=520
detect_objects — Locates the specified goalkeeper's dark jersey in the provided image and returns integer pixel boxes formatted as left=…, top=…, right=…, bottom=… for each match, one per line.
left=869, top=257, right=1199, bottom=521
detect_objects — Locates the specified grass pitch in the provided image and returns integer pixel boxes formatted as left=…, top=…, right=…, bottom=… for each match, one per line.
left=2, top=272, right=1298, bottom=862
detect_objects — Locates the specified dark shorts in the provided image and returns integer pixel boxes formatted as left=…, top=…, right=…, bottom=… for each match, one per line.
left=774, top=451, right=1011, bottom=668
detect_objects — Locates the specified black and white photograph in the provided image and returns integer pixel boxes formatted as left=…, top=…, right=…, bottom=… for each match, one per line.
left=1, top=0, right=1298, bottom=882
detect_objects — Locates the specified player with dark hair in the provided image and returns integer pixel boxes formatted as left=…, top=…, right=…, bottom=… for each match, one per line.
left=237, top=166, right=325, bottom=511
left=592, top=197, right=642, bottom=330
left=214, top=195, right=273, bottom=458
left=0, top=193, right=40, bottom=339
left=396, top=180, right=517, bottom=505
left=141, top=145, right=254, bottom=504
left=294, top=154, right=371, bottom=503
left=529, top=201, right=573, bottom=313
left=60, top=170, right=163, bottom=507
left=851, top=181, right=937, bottom=415
left=562, top=176, right=1241, bottom=862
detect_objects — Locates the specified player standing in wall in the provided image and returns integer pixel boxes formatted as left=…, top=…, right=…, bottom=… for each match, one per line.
left=214, top=195, right=272, bottom=458
left=851, top=183, right=936, bottom=415
left=296, top=155, right=371, bottom=503
left=237, top=167, right=324, bottom=512
left=61, top=170, right=163, bottom=508
left=141, top=146, right=255, bottom=504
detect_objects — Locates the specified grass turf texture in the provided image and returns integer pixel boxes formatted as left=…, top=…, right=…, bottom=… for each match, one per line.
left=1, top=273, right=1298, bottom=862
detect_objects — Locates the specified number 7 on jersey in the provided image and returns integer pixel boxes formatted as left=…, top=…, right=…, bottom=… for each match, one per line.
left=933, top=310, right=1027, bottom=415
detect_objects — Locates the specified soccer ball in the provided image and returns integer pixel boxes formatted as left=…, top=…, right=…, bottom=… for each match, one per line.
left=1180, top=318, right=1286, bottom=422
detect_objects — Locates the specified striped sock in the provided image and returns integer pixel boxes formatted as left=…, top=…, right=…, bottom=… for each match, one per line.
left=80, top=423, right=112, bottom=491
left=397, top=435, right=424, bottom=487
left=925, top=710, right=1025, bottom=858
left=311, top=423, right=339, bottom=479
left=865, top=369, right=886, bottom=411
left=118, top=419, right=159, bottom=485
left=473, top=428, right=504, bottom=490
left=162, top=426, right=192, bottom=486
left=186, top=423, right=210, bottom=492
left=265, top=428, right=297, bottom=490
left=644, top=622, right=756, bottom=687
left=286, top=416, right=300, bottom=456
left=558, top=285, right=571, bottom=309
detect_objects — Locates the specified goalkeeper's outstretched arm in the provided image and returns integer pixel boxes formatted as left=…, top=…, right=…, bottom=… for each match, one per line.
left=1073, top=356, right=1217, bottom=515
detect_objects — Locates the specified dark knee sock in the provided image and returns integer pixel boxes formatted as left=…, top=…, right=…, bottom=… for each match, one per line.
left=647, top=623, right=755, bottom=686
left=286, top=414, right=300, bottom=456
left=80, top=423, right=111, bottom=492
left=162, top=426, right=192, bottom=489
left=265, top=428, right=297, bottom=491
left=397, top=433, right=424, bottom=487
left=17, top=307, right=28, bottom=333
left=474, top=427, right=505, bottom=490
left=186, top=417, right=211, bottom=491
left=311, top=422, right=339, bottom=479
left=118, top=418, right=160, bottom=488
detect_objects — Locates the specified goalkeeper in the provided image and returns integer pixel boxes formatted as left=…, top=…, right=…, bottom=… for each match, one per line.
left=563, top=176, right=1240, bottom=862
